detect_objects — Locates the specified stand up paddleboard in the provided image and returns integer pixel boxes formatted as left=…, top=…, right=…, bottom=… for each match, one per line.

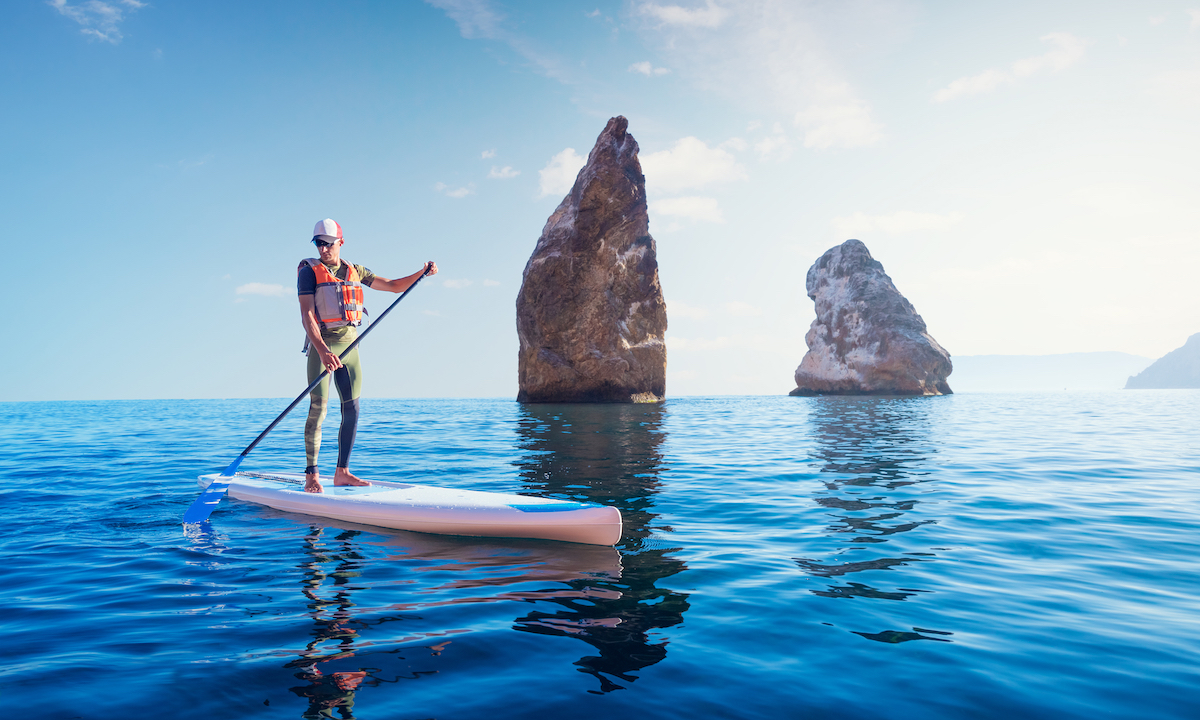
left=197, top=471, right=622, bottom=546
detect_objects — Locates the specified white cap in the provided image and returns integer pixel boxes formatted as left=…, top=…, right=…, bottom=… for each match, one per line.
left=312, top=218, right=343, bottom=241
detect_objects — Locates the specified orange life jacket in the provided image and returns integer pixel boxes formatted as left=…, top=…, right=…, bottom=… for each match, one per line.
left=300, top=258, right=365, bottom=329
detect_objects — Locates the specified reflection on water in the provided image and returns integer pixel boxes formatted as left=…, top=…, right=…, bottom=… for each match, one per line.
left=289, top=664, right=367, bottom=719
left=286, top=527, right=373, bottom=719
left=266, top=520, right=627, bottom=716
left=292, top=528, right=369, bottom=668
left=17, top=396, right=1200, bottom=718
left=798, top=397, right=954, bottom=643
left=807, top=397, right=937, bottom=489
left=514, top=403, right=689, bottom=693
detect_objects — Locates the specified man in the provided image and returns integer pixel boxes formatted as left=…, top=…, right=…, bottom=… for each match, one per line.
left=298, top=218, right=437, bottom=493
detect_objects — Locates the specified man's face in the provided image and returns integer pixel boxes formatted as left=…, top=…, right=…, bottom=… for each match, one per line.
left=316, top=238, right=342, bottom=264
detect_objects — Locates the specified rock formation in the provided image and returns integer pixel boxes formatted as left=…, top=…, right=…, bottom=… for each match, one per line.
left=516, top=116, right=667, bottom=403
left=790, top=239, right=952, bottom=396
left=1125, top=332, right=1200, bottom=388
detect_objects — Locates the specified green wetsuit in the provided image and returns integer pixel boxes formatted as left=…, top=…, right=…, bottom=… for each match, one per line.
left=298, top=261, right=376, bottom=471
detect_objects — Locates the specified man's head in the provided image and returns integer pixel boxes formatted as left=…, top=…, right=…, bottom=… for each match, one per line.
left=312, top=218, right=343, bottom=264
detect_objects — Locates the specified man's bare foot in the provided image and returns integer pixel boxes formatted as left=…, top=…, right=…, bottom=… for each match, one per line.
left=333, top=467, right=370, bottom=487
left=305, top=472, right=324, bottom=493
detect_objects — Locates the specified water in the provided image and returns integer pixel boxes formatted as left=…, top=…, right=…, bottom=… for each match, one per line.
left=2, top=393, right=1198, bottom=719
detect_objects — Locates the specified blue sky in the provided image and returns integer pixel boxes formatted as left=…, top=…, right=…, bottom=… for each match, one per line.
left=5, top=0, right=1199, bottom=401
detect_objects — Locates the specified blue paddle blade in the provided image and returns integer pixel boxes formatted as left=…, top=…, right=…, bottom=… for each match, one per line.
left=182, top=456, right=244, bottom=525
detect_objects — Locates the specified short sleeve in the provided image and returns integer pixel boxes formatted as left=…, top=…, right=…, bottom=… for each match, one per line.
left=356, top=265, right=376, bottom=288
left=297, top=264, right=317, bottom=295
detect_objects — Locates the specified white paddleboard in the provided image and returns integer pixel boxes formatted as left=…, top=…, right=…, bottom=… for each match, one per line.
left=197, top=471, right=622, bottom=546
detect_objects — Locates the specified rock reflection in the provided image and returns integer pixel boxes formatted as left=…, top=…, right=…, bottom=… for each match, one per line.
left=513, top=403, right=689, bottom=693
left=797, top=397, right=950, bottom=639
left=795, top=556, right=925, bottom=577
left=807, top=397, right=937, bottom=489
left=811, top=582, right=927, bottom=601
left=852, top=628, right=953, bottom=644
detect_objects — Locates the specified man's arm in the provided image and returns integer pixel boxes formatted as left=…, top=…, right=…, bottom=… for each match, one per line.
left=299, top=295, right=343, bottom=372
left=369, top=262, right=438, bottom=293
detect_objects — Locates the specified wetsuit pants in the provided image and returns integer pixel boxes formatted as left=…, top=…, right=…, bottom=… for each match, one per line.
left=304, top=338, right=362, bottom=472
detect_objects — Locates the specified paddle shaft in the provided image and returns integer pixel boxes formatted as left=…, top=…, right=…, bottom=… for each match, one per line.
left=238, top=262, right=434, bottom=458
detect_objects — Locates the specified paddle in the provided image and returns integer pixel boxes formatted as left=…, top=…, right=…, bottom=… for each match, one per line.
left=182, top=262, right=435, bottom=525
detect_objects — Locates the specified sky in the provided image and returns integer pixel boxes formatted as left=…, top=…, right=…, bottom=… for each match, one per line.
left=4, top=0, right=1199, bottom=401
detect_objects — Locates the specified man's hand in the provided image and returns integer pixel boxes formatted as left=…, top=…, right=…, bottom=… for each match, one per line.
left=318, top=347, right=343, bottom=373
left=369, top=261, right=440, bottom=293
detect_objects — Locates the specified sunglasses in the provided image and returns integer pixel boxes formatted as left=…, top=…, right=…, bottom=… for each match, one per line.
left=312, top=238, right=337, bottom=248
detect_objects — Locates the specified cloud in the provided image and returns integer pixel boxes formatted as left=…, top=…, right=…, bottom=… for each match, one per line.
left=668, top=300, right=709, bottom=319
left=794, top=89, right=883, bottom=149
left=443, top=279, right=473, bottom=289
left=1149, top=66, right=1200, bottom=108
left=177, top=154, right=212, bottom=169
left=1190, top=9, right=1200, bottom=30
left=488, top=165, right=520, bottom=179
left=1069, top=184, right=1166, bottom=217
left=537, top=148, right=585, bottom=198
left=424, top=0, right=568, bottom=81
left=640, top=1, right=730, bottom=28
left=424, top=0, right=503, bottom=38
left=831, top=211, right=965, bottom=237
left=724, top=301, right=762, bottom=317
left=634, top=1, right=887, bottom=150
left=236, top=283, right=286, bottom=297
left=434, top=181, right=474, bottom=198
left=650, top=196, right=724, bottom=223
left=629, top=61, right=671, bottom=76
left=50, top=0, right=146, bottom=43
left=640, top=137, right=746, bottom=192
left=934, top=33, right=1088, bottom=102
left=754, top=123, right=792, bottom=161
left=483, top=279, right=501, bottom=287
left=481, top=149, right=496, bottom=159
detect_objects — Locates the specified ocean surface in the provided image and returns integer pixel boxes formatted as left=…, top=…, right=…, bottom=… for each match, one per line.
left=3, top=393, right=1199, bottom=719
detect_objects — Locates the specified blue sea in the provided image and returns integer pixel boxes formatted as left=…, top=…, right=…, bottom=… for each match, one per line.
left=3, top=393, right=1199, bottom=719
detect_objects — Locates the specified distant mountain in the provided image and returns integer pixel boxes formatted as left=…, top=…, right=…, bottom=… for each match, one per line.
left=1125, top=333, right=1200, bottom=389
left=951, top=352, right=1153, bottom=392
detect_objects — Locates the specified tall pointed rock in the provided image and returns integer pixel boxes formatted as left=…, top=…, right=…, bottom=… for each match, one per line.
left=516, top=116, right=667, bottom=403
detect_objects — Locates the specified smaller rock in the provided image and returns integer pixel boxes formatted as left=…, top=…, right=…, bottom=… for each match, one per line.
left=791, top=239, right=952, bottom=396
